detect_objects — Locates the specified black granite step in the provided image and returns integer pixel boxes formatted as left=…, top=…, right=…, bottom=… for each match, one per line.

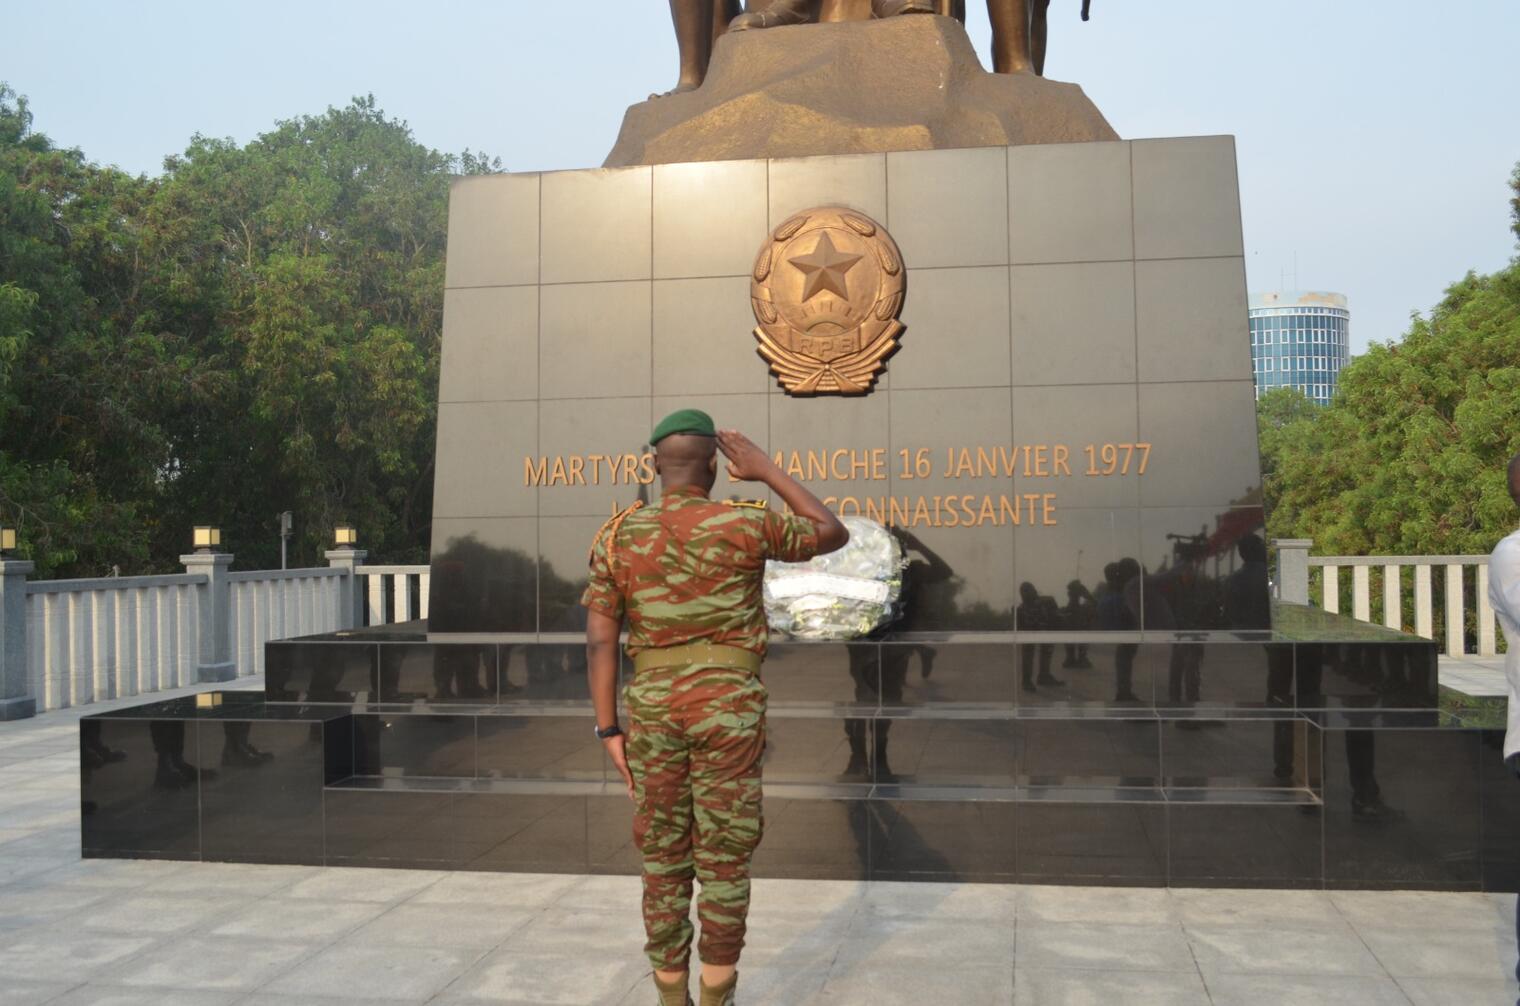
left=79, top=607, right=1520, bottom=891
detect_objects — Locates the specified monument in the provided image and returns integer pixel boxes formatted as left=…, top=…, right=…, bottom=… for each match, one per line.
left=78, top=11, right=1518, bottom=895
left=607, top=15, right=1114, bottom=166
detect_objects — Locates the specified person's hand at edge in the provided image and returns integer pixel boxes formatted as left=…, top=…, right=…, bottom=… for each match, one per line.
left=605, top=734, right=635, bottom=801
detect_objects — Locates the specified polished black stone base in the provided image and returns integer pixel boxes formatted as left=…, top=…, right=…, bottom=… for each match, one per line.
left=79, top=609, right=1519, bottom=891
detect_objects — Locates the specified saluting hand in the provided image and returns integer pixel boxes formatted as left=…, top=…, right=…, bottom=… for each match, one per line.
left=604, top=734, right=635, bottom=802
left=717, top=429, right=774, bottom=483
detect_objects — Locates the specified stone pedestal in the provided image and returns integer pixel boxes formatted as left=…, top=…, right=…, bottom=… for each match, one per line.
left=84, top=619, right=1520, bottom=894
left=182, top=552, right=236, bottom=683
left=326, top=548, right=370, bottom=630
left=431, top=134, right=1259, bottom=635
left=606, top=15, right=1116, bottom=167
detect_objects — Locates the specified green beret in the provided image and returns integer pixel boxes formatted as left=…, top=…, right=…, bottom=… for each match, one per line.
left=651, top=408, right=716, bottom=445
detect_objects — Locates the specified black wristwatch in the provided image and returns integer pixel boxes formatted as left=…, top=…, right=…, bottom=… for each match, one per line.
left=594, top=724, right=623, bottom=740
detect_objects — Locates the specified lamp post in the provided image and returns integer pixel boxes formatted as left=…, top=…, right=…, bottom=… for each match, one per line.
left=279, top=511, right=292, bottom=570
left=192, top=525, right=222, bottom=554
left=183, top=525, right=235, bottom=683
left=326, top=525, right=366, bottom=629
left=0, top=524, right=34, bottom=719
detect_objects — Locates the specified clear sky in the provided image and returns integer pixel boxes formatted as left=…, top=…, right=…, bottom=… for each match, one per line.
left=4, top=0, right=1517, bottom=354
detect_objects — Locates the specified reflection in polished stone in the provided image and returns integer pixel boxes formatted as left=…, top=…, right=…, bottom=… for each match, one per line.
left=500, top=641, right=595, bottom=704
left=766, top=718, right=863, bottom=786
left=381, top=643, right=496, bottom=703
left=459, top=792, right=590, bottom=872
left=355, top=715, right=475, bottom=779
left=1480, top=729, right=1520, bottom=892
left=199, top=720, right=324, bottom=865
left=588, top=788, right=640, bottom=874
left=874, top=800, right=1016, bottom=881
left=326, top=789, right=460, bottom=868
left=1322, top=724, right=1481, bottom=890
left=81, top=717, right=202, bottom=860
left=1011, top=642, right=1152, bottom=708
left=265, top=642, right=377, bottom=703
left=884, top=641, right=1019, bottom=709
left=427, top=527, right=537, bottom=633
left=1296, top=640, right=1438, bottom=710
left=878, top=719, right=1019, bottom=789
left=1168, top=802, right=1322, bottom=888
left=86, top=612, right=1510, bottom=891
left=751, top=797, right=870, bottom=880
left=1019, top=720, right=1160, bottom=787
left=1141, top=642, right=1277, bottom=711
left=1136, top=509, right=1269, bottom=633
left=477, top=717, right=606, bottom=782
left=1016, top=800, right=1167, bottom=885
left=765, top=642, right=884, bottom=710
left=1162, top=717, right=1320, bottom=793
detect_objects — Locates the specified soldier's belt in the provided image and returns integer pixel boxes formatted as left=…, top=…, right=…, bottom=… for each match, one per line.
left=632, top=643, right=762, bottom=674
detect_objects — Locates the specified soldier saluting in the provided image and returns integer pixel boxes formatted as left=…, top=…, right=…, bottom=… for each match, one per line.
left=583, top=409, right=848, bottom=1006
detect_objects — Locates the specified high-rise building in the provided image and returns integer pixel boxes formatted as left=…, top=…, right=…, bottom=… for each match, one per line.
left=1248, top=291, right=1350, bottom=405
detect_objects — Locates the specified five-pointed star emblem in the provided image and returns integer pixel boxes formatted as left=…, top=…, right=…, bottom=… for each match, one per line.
left=788, top=232, right=863, bottom=302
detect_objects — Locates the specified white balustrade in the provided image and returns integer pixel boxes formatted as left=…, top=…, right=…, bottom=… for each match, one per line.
left=25, top=574, right=203, bottom=712
left=1321, top=567, right=1339, bottom=613
left=8, top=543, right=1506, bottom=718
left=1444, top=564, right=1465, bottom=658
left=227, top=568, right=346, bottom=677
left=1302, top=553, right=1500, bottom=657
left=353, top=565, right=430, bottom=626
left=1478, top=564, right=1497, bottom=657
left=17, top=544, right=1508, bottom=712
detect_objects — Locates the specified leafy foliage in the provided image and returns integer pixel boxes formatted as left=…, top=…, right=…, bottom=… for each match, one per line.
left=0, top=85, right=497, bottom=575
left=0, top=85, right=158, bottom=573
left=1262, top=167, right=1520, bottom=557
left=1512, top=162, right=1520, bottom=244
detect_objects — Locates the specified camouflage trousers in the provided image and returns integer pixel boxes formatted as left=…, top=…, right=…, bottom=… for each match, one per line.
left=625, top=662, right=767, bottom=971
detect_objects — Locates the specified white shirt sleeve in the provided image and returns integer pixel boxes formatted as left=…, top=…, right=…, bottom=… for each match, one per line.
left=1489, top=535, right=1520, bottom=636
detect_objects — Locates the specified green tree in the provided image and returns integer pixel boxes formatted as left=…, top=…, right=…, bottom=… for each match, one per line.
left=1256, top=385, right=1319, bottom=536
left=1266, top=167, right=1520, bottom=557
left=0, top=84, right=163, bottom=574
left=0, top=86, right=498, bottom=575
left=136, top=96, right=500, bottom=569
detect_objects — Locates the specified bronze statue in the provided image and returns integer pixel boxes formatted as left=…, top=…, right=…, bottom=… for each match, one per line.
left=660, top=0, right=744, bottom=96
left=988, top=0, right=1049, bottom=75
left=988, top=0, right=1092, bottom=76
left=731, top=0, right=937, bottom=32
left=725, top=0, right=1090, bottom=77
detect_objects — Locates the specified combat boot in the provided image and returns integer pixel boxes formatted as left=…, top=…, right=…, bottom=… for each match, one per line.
left=873, top=0, right=936, bottom=15
left=729, top=0, right=811, bottom=31
left=653, top=971, right=692, bottom=1006
left=699, top=973, right=738, bottom=1006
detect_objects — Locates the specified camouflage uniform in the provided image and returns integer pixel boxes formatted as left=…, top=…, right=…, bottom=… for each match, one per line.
left=582, top=484, right=820, bottom=971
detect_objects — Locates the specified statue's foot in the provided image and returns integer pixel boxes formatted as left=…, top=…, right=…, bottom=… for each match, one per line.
left=995, top=58, right=1038, bottom=75
left=873, top=0, right=935, bottom=16
left=650, top=80, right=702, bottom=100
left=730, top=0, right=812, bottom=31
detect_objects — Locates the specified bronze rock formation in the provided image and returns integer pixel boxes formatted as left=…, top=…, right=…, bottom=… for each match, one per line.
left=605, top=14, right=1116, bottom=167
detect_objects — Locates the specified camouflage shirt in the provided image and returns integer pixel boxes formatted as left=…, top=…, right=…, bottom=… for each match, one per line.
left=581, top=485, right=821, bottom=656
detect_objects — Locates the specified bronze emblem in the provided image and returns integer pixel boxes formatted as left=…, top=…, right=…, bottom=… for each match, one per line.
left=750, top=207, right=905, bottom=395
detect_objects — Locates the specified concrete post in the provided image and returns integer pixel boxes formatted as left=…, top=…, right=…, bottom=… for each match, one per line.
left=1274, top=538, right=1313, bottom=606
left=326, top=549, right=369, bottom=630
left=0, top=559, right=36, bottom=720
left=181, top=552, right=236, bottom=682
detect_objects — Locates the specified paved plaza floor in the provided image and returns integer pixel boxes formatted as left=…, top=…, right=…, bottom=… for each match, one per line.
left=1, top=679, right=1516, bottom=1005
